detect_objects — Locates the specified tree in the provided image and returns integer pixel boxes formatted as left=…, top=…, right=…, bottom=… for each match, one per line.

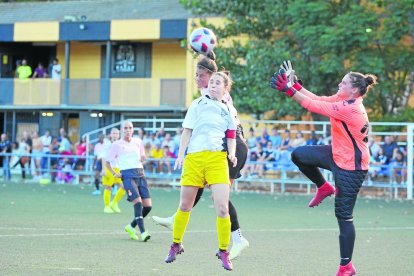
left=181, top=0, right=414, bottom=120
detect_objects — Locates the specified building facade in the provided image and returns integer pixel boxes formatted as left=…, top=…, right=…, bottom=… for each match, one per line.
left=0, top=0, right=205, bottom=142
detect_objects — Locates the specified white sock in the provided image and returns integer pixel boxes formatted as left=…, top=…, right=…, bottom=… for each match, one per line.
left=231, top=228, right=243, bottom=244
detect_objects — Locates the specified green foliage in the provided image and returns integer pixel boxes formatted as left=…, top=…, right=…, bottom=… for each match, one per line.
left=181, top=0, right=414, bottom=120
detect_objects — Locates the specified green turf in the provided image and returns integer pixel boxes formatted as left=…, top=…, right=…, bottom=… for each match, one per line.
left=1, top=181, right=413, bottom=275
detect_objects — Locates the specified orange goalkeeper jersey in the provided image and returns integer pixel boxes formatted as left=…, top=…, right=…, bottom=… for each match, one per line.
left=300, top=91, right=369, bottom=171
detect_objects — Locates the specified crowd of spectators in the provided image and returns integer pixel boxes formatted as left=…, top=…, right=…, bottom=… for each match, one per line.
left=0, top=125, right=410, bottom=186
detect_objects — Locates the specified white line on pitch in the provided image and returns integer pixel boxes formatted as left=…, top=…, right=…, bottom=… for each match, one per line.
left=1, top=226, right=414, bottom=238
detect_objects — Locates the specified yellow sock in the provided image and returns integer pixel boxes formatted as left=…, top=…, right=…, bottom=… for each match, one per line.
left=103, top=189, right=111, bottom=207
left=217, top=216, right=231, bottom=251
left=173, top=209, right=191, bottom=244
left=113, top=187, right=126, bottom=203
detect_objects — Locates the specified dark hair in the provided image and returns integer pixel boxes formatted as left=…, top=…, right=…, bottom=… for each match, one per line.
left=197, top=55, right=217, bottom=73
left=348, top=72, right=378, bottom=96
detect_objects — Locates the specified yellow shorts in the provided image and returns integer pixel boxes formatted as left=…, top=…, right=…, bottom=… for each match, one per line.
left=102, top=167, right=122, bottom=186
left=181, top=151, right=230, bottom=187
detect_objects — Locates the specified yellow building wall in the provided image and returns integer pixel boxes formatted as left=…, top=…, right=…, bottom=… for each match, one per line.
left=13, top=79, right=61, bottom=105
left=69, top=43, right=101, bottom=79
left=152, top=43, right=186, bottom=78
left=111, top=19, right=160, bottom=40
left=54, top=43, right=101, bottom=79
left=110, top=78, right=160, bottom=107
left=14, top=22, right=59, bottom=42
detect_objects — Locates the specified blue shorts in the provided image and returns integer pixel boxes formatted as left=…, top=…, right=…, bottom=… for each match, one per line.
left=121, top=168, right=151, bottom=201
left=95, top=160, right=102, bottom=172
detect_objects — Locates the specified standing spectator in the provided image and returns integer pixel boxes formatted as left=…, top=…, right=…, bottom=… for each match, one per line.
left=51, top=58, right=62, bottom=79
left=10, top=141, right=30, bottom=181
left=32, top=62, right=48, bottom=78
left=16, top=59, right=32, bottom=79
left=93, top=134, right=106, bottom=195
left=0, top=133, right=12, bottom=180
left=40, top=130, right=52, bottom=175
left=31, top=131, right=43, bottom=180
left=269, top=127, right=282, bottom=149
left=74, top=136, right=89, bottom=183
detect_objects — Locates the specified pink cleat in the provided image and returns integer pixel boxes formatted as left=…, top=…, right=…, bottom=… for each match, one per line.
left=336, top=262, right=356, bottom=276
left=165, top=243, right=184, bottom=263
left=309, top=182, right=335, bottom=207
left=216, top=250, right=233, bottom=271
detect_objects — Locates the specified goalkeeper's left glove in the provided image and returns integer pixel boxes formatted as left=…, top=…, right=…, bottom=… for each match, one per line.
left=270, top=69, right=299, bottom=97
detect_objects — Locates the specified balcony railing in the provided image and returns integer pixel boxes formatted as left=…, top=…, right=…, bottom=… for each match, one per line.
left=0, top=78, right=186, bottom=108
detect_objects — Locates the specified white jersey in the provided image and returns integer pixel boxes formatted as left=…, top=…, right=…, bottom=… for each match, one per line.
left=105, top=140, right=119, bottom=168
left=183, top=95, right=236, bottom=153
left=106, top=138, right=145, bottom=170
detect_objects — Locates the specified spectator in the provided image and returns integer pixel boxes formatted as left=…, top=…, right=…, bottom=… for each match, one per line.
left=32, top=62, right=48, bottom=78
left=246, top=128, right=257, bottom=149
left=159, top=145, right=174, bottom=175
left=269, top=127, right=282, bottom=149
left=306, top=130, right=318, bottom=145
left=390, top=149, right=407, bottom=184
left=92, top=134, right=106, bottom=195
left=316, top=135, right=326, bottom=145
left=40, top=130, right=52, bottom=175
left=16, top=59, right=32, bottom=79
left=150, top=142, right=163, bottom=173
left=48, top=137, right=60, bottom=182
left=10, top=141, right=29, bottom=181
left=148, top=132, right=160, bottom=148
left=368, top=147, right=389, bottom=180
left=368, top=135, right=381, bottom=159
left=0, top=133, right=12, bottom=180
left=75, top=136, right=88, bottom=182
left=51, top=58, right=62, bottom=79
left=162, top=133, right=176, bottom=153
left=289, top=130, right=306, bottom=150
left=381, top=135, right=398, bottom=161
left=31, top=131, right=43, bottom=180
left=279, top=129, right=292, bottom=151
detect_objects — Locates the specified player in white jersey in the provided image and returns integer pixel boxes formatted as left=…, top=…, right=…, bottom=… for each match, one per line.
left=101, top=128, right=126, bottom=214
left=105, top=121, right=152, bottom=242
left=153, top=55, right=249, bottom=260
left=164, top=71, right=237, bottom=271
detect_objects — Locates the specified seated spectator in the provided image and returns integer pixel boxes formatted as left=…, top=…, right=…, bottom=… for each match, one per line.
left=250, top=142, right=265, bottom=177
left=158, top=145, right=175, bottom=175
left=368, top=135, right=381, bottom=159
left=246, top=127, right=257, bottom=149
left=382, top=135, right=398, bottom=161
left=368, top=147, right=389, bottom=179
left=289, top=130, right=306, bottom=150
left=162, top=133, right=176, bottom=153
left=261, top=141, right=278, bottom=173
left=389, top=149, right=406, bottom=184
left=306, top=130, right=317, bottom=145
left=149, top=142, right=163, bottom=173
left=269, top=127, right=282, bottom=149
left=279, top=129, right=291, bottom=151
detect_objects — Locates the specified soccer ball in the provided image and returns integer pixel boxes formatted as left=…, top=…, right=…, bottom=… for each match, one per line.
left=189, top=27, right=217, bottom=55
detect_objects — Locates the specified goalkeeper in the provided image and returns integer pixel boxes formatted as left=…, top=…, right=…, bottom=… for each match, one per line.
left=270, top=61, right=377, bottom=276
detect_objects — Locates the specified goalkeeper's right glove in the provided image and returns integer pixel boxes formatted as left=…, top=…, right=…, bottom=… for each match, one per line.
left=280, top=60, right=303, bottom=91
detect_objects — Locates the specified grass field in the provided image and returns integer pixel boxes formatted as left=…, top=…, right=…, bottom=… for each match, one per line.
left=1, top=181, right=414, bottom=275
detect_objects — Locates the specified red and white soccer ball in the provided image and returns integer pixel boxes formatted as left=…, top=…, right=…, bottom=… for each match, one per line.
left=189, top=27, right=217, bottom=55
